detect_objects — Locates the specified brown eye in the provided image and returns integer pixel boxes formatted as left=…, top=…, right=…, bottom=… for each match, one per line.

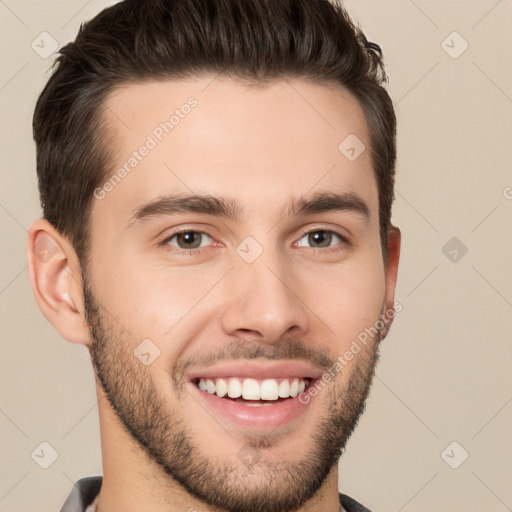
left=163, top=231, right=212, bottom=251
left=297, top=230, right=347, bottom=250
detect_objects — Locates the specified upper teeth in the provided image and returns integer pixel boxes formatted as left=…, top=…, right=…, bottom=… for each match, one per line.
left=197, top=377, right=307, bottom=400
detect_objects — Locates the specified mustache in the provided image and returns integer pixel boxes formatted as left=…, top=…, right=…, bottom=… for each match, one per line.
left=171, top=337, right=338, bottom=389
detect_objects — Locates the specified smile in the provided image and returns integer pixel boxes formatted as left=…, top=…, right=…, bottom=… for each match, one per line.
left=185, top=360, right=323, bottom=427
left=194, top=377, right=311, bottom=404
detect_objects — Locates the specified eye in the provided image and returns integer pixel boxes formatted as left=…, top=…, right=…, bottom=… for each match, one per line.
left=296, top=229, right=348, bottom=251
left=160, top=230, right=213, bottom=254
left=159, top=228, right=348, bottom=256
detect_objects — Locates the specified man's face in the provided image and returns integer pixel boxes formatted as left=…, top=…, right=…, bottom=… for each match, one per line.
left=84, top=77, right=396, bottom=512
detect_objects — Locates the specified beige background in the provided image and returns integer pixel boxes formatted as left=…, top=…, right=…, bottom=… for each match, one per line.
left=1, top=0, right=511, bottom=510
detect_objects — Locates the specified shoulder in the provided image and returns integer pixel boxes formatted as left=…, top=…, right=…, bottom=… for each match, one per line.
left=60, top=476, right=102, bottom=512
left=339, top=492, right=374, bottom=512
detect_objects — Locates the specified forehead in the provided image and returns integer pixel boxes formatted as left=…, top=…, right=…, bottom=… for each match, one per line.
left=95, top=76, right=378, bottom=226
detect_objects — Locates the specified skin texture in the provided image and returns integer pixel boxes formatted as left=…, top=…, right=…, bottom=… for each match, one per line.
left=27, top=76, right=400, bottom=512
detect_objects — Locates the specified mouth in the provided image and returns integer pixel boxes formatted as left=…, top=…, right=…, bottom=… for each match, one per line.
left=192, top=376, right=313, bottom=406
left=185, top=361, right=322, bottom=427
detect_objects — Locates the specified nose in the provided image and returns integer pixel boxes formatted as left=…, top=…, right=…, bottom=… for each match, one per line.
left=219, top=247, right=311, bottom=343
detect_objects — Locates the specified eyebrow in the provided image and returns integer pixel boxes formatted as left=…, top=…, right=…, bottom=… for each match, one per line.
left=127, top=191, right=371, bottom=227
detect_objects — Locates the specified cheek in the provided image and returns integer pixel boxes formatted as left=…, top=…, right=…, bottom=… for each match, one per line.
left=93, top=261, right=220, bottom=356
left=314, top=256, right=385, bottom=349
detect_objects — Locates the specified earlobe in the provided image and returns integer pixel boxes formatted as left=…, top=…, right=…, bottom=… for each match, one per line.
left=380, top=226, right=401, bottom=340
left=27, top=219, right=90, bottom=346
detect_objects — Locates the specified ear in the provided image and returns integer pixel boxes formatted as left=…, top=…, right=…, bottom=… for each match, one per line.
left=379, top=226, right=401, bottom=340
left=27, top=219, right=90, bottom=346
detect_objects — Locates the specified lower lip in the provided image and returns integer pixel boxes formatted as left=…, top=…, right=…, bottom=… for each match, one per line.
left=187, top=381, right=315, bottom=428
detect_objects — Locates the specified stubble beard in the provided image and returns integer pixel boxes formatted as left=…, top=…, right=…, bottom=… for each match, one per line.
left=83, top=276, right=381, bottom=512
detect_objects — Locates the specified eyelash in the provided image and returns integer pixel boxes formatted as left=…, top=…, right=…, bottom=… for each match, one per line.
left=158, top=228, right=350, bottom=256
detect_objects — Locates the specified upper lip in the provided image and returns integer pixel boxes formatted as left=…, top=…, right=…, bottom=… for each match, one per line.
left=186, top=359, right=324, bottom=382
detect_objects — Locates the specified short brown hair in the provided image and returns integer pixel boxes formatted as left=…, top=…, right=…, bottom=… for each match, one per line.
left=33, top=0, right=396, bottom=267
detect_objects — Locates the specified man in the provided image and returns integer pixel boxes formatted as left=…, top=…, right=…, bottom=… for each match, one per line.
left=27, top=0, right=400, bottom=511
